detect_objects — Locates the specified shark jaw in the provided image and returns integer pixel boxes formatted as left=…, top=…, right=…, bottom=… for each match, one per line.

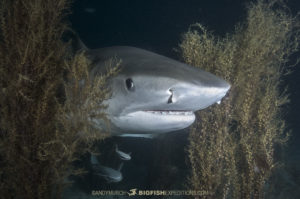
left=112, top=110, right=196, bottom=134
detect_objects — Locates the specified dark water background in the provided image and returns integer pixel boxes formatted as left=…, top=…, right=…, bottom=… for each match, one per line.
left=67, top=0, right=300, bottom=198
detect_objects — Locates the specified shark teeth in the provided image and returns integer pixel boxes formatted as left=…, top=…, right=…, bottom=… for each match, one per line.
left=146, top=111, right=193, bottom=115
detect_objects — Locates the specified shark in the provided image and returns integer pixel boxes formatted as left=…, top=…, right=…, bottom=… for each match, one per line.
left=76, top=40, right=230, bottom=138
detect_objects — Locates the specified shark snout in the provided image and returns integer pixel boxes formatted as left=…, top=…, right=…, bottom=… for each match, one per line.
left=169, top=76, right=230, bottom=111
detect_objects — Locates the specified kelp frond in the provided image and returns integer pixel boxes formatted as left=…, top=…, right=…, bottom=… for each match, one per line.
left=181, top=0, right=299, bottom=198
left=0, top=0, right=118, bottom=198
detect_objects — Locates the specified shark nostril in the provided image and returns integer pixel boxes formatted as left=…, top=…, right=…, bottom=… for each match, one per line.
left=167, top=95, right=173, bottom=104
left=167, top=89, right=173, bottom=104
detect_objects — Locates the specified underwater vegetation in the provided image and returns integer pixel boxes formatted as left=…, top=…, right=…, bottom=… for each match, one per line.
left=0, top=0, right=118, bottom=198
left=181, top=0, right=299, bottom=198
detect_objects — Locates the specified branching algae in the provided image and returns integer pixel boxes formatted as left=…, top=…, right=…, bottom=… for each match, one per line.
left=0, top=0, right=118, bottom=198
left=181, top=1, right=299, bottom=198
left=0, top=0, right=299, bottom=198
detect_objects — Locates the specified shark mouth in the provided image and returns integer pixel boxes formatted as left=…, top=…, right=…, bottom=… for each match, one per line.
left=144, top=110, right=194, bottom=116
left=112, top=110, right=196, bottom=135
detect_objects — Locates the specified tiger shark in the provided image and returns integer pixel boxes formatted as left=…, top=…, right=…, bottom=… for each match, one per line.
left=78, top=41, right=230, bottom=138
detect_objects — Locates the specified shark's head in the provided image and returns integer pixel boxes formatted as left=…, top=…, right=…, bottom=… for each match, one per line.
left=89, top=46, right=230, bottom=136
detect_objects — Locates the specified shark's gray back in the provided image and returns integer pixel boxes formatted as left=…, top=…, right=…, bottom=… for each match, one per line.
left=87, top=46, right=223, bottom=88
left=87, top=46, right=174, bottom=75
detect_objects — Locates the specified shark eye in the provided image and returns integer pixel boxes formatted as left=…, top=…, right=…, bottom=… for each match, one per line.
left=125, top=78, right=134, bottom=91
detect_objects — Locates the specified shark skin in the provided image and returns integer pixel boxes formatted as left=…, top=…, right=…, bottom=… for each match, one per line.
left=81, top=44, right=230, bottom=137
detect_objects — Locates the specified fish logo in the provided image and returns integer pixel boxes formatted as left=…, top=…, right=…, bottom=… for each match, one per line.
left=128, top=188, right=137, bottom=196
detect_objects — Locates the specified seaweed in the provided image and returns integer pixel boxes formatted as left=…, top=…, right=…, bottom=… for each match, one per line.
left=0, top=0, right=118, bottom=198
left=180, top=0, right=299, bottom=198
